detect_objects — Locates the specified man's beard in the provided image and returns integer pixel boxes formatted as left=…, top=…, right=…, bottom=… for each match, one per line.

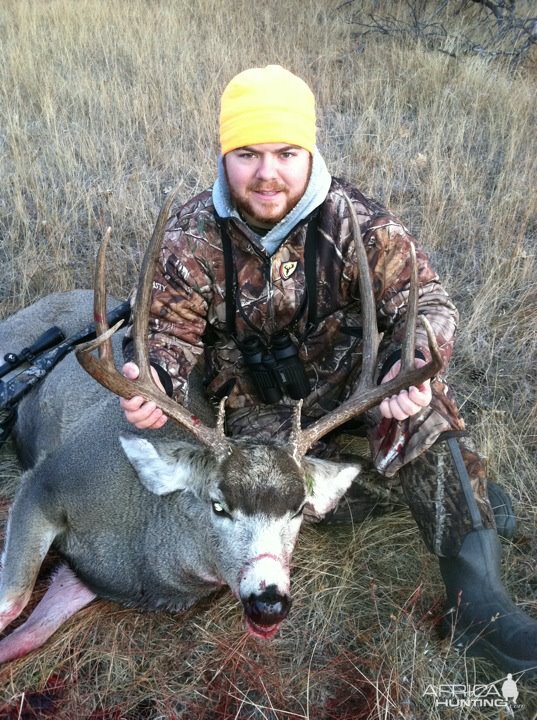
left=229, top=181, right=304, bottom=227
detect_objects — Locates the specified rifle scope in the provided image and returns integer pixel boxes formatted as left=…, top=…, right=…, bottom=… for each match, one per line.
left=0, top=326, right=65, bottom=379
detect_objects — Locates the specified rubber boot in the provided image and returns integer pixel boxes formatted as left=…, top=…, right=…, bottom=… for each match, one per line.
left=487, top=481, right=517, bottom=540
left=440, top=529, right=537, bottom=676
left=399, top=434, right=537, bottom=675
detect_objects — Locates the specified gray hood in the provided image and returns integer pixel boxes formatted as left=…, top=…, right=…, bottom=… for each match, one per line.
left=212, top=147, right=332, bottom=256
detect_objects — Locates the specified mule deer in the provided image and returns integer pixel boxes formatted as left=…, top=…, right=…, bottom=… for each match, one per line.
left=0, top=191, right=442, bottom=662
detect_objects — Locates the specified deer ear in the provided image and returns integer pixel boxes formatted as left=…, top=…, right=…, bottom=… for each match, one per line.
left=302, top=458, right=360, bottom=518
left=119, top=435, right=194, bottom=495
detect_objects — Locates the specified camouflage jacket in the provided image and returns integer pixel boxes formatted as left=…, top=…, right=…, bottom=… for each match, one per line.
left=125, top=177, right=461, bottom=475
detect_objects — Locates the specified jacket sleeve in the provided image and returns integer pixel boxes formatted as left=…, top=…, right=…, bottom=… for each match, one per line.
left=123, top=220, right=212, bottom=404
left=364, top=216, right=459, bottom=380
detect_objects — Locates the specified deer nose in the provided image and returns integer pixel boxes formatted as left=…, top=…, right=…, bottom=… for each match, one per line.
left=242, top=585, right=292, bottom=626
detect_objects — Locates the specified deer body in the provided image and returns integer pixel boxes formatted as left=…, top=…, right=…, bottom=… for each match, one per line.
left=0, top=306, right=358, bottom=661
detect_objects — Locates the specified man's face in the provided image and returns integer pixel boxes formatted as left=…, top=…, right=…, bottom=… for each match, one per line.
left=224, top=143, right=311, bottom=227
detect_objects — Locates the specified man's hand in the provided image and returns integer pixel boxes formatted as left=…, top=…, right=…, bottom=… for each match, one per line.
left=120, top=362, right=168, bottom=429
left=379, top=358, right=432, bottom=421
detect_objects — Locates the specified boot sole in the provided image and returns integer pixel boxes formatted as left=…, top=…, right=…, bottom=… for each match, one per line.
left=445, top=621, right=537, bottom=679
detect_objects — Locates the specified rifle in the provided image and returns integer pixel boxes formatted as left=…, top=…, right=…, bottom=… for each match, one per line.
left=0, top=300, right=131, bottom=445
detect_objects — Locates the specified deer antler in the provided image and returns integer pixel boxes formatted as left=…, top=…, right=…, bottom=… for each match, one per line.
left=76, top=187, right=229, bottom=453
left=290, top=191, right=443, bottom=458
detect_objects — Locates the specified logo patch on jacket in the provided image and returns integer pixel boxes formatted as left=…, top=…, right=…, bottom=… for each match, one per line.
left=280, top=261, right=298, bottom=280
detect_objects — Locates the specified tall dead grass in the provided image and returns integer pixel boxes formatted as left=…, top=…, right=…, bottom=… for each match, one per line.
left=0, top=0, right=536, bottom=718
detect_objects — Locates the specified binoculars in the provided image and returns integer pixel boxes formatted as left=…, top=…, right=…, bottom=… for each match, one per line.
left=240, top=332, right=311, bottom=405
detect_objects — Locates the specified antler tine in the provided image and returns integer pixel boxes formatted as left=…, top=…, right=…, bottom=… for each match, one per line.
left=291, top=192, right=443, bottom=458
left=132, top=186, right=181, bottom=383
left=73, top=226, right=128, bottom=366
left=76, top=188, right=230, bottom=451
left=76, top=226, right=126, bottom=378
left=347, top=191, right=381, bottom=389
left=400, top=242, right=419, bottom=372
left=86, top=226, right=114, bottom=365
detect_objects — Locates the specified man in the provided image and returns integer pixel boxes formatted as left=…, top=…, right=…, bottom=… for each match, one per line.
left=122, top=65, right=537, bottom=674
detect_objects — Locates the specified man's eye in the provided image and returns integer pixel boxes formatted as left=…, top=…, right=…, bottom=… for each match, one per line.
left=212, top=501, right=231, bottom=518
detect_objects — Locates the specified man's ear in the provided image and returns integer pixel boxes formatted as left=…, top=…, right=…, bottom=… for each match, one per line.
left=302, top=457, right=360, bottom=518
left=119, top=434, right=201, bottom=496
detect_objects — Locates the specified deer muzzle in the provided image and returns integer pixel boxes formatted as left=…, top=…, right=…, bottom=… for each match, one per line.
left=242, top=585, right=292, bottom=639
left=238, top=554, right=292, bottom=638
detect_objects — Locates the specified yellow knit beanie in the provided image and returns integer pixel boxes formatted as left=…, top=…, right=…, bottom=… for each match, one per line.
left=220, top=65, right=316, bottom=155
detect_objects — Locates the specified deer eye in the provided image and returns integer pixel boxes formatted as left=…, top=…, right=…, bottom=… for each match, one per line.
left=291, top=503, right=305, bottom=520
left=212, top=501, right=231, bottom=518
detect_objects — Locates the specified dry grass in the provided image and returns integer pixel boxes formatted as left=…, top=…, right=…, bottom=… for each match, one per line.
left=1, top=0, right=536, bottom=718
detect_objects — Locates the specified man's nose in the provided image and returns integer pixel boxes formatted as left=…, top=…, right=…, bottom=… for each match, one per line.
left=255, top=154, right=277, bottom=180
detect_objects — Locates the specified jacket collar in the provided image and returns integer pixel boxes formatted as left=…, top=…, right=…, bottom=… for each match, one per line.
left=212, top=146, right=332, bottom=256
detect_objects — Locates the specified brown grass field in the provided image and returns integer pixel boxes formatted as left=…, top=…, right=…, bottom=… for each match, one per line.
left=0, top=0, right=536, bottom=717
